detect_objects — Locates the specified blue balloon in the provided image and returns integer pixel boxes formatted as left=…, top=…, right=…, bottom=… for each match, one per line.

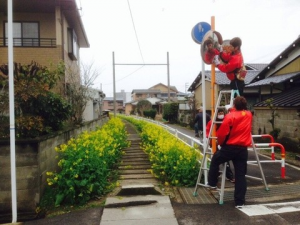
left=191, top=22, right=211, bottom=44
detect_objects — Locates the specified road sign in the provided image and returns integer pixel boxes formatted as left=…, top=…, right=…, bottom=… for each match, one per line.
left=191, top=22, right=211, bottom=44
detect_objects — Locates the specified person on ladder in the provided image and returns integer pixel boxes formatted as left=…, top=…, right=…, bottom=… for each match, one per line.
left=212, top=37, right=247, bottom=96
left=207, top=96, right=252, bottom=209
left=206, top=109, right=235, bottom=183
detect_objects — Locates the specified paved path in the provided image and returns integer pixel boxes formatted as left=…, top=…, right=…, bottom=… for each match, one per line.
left=99, top=121, right=178, bottom=225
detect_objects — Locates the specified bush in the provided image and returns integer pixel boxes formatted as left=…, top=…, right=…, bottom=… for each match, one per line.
left=143, top=109, right=157, bottom=119
left=0, top=61, right=71, bottom=138
left=46, top=117, right=129, bottom=206
left=120, top=115, right=200, bottom=187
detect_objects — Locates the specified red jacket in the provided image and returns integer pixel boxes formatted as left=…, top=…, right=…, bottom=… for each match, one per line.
left=218, top=51, right=243, bottom=81
left=204, top=49, right=220, bottom=64
left=217, top=109, right=252, bottom=147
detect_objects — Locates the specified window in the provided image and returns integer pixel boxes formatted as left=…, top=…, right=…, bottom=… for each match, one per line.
left=68, top=28, right=78, bottom=60
left=5, top=22, right=39, bottom=46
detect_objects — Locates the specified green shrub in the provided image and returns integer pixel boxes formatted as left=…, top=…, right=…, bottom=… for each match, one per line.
left=143, top=109, right=157, bottom=119
left=46, top=117, right=129, bottom=206
left=163, top=103, right=179, bottom=123
left=120, top=115, right=200, bottom=187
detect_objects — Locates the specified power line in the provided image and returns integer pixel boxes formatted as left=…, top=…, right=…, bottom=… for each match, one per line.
left=127, top=0, right=145, bottom=63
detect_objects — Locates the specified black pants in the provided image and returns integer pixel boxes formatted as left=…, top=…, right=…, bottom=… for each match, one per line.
left=230, top=79, right=244, bottom=96
left=208, top=145, right=248, bottom=206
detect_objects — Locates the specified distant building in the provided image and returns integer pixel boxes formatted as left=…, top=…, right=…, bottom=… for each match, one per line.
left=82, top=88, right=105, bottom=121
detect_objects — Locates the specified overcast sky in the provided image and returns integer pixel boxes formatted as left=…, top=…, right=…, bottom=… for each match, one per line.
left=77, top=0, right=300, bottom=97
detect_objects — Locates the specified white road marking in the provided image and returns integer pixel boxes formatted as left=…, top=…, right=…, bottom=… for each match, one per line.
left=238, top=201, right=300, bottom=216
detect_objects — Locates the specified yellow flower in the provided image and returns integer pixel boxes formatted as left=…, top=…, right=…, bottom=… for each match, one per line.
left=74, top=174, right=78, bottom=178
left=164, top=181, right=169, bottom=186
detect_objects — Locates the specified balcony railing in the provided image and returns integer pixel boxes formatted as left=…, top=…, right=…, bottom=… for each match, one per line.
left=0, top=38, right=56, bottom=47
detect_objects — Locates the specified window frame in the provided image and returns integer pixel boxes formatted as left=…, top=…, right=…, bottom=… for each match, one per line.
left=67, top=28, right=79, bottom=61
left=4, top=21, right=40, bottom=47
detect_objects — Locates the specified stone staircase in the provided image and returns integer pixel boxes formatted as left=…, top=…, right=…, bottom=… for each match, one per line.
left=100, top=120, right=178, bottom=224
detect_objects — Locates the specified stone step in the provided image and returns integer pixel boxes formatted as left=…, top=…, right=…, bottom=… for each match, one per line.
left=122, top=158, right=150, bottom=163
left=122, top=154, right=148, bottom=159
left=120, top=174, right=154, bottom=180
left=119, top=179, right=159, bottom=186
left=120, top=161, right=151, bottom=166
left=119, top=165, right=151, bottom=170
left=123, top=149, right=145, bottom=153
left=119, top=169, right=150, bottom=175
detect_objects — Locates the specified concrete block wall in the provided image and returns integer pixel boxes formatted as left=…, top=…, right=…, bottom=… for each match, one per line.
left=0, top=117, right=109, bottom=219
left=253, top=109, right=300, bottom=140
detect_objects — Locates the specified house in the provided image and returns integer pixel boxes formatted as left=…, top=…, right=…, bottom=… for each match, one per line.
left=0, top=0, right=94, bottom=218
left=131, top=83, right=178, bottom=101
left=0, top=0, right=89, bottom=93
left=103, top=97, right=125, bottom=113
left=248, top=36, right=300, bottom=139
left=125, top=83, right=181, bottom=115
left=82, top=87, right=106, bottom=121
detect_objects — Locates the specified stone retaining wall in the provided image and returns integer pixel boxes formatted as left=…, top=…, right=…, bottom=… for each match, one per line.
left=0, top=117, right=109, bottom=219
left=253, top=108, right=300, bottom=140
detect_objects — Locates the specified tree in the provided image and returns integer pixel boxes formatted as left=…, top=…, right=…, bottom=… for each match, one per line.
left=65, top=61, right=102, bottom=124
left=136, top=100, right=152, bottom=116
left=163, top=103, right=179, bottom=123
left=265, top=98, right=281, bottom=139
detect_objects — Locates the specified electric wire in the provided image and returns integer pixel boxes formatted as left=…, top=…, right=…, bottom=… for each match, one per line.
left=127, top=0, right=145, bottom=63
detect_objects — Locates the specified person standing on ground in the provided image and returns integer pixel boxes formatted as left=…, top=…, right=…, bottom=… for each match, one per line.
left=206, top=110, right=235, bottom=183
left=213, top=37, right=246, bottom=96
left=207, top=96, right=252, bottom=208
left=194, top=107, right=210, bottom=137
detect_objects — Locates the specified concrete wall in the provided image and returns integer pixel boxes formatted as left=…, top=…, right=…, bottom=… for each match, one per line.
left=252, top=108, right=300, bottom=140
left=0, top=117, right=109, bottom=218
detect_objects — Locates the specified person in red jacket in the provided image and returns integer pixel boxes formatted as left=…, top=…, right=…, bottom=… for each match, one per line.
left=207, top=96, right=252, bottom=209
left=203, top=39, right=220, bottom=64
left=206, top=110, right=235, bottom=183
left=213, top=37, right=246, bottom=96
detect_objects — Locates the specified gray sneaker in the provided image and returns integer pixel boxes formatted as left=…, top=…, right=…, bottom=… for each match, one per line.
left=235, top=204, right=244, bottom=209
left=204, top=184, right=217, bottom=189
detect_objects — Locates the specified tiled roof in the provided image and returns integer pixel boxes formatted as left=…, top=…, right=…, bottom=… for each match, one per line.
left=206, top=70, right=260, bottom=85
left=246, top=72, right=300, bottom=87
left=254, top=87, right=300, bottom=107
left=245, top=63, right=268, bottom=71
left=256, top=36, right=300, bottom=78
left=131, top=89, right=161, bottom=94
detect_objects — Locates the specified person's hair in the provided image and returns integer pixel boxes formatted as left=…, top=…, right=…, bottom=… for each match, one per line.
left=230, top=37, right=242, bottom=49
left=234, top=96, right=247, bottom=110
left=204, top=39, right=213, bottom=46
left=217, top=109, right=225, bottom=114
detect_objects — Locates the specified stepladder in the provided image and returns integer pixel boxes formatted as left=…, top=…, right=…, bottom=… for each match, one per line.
left=193, top=89, right=269, bottom=204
